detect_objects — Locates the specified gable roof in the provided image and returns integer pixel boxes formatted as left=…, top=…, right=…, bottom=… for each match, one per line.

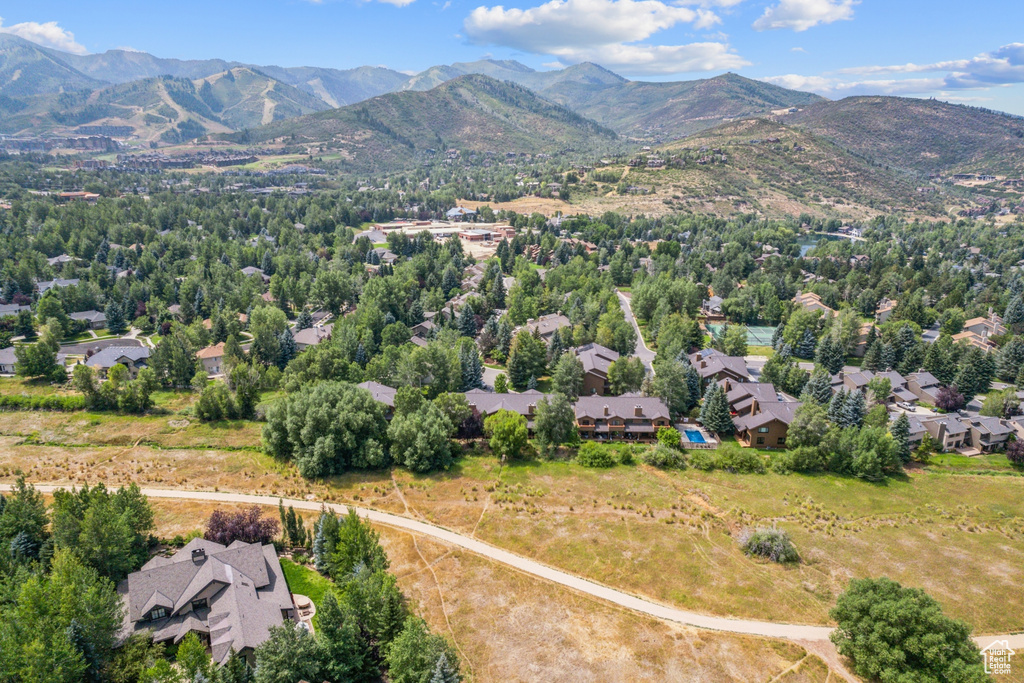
left=121, top=538, right=292, bottom=664
left=293, top=324, right=333, bottom=347
left=733, top=402, right=800, bottom=431
left=575, top=343, right=619, bottom=377
left=464, top=388, right=554, bottom=418
left=197, top=342, right=226, bottom=360
left=357, top=381, right=397, bottom=407
left=574, top=394, right=670, bottom=421
left=85, top=346, right=151, bottom=369
left=70, top=310, right=106, bottom=323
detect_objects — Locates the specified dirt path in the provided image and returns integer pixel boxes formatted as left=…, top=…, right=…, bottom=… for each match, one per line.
left=6, top=483, right=1021, bottom=652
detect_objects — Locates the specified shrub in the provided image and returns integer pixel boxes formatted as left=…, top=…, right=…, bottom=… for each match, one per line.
left=689, top=450, right=717, bottom=471
left=740, top=528, right=798, bottom=563
left=0, top=394, right=85, bottom=411
left=1007, top=439, right=1024, bottom=467
left=716, top=445, right=767, bottom=474
left=656, top=426, right=682, bottom=450
left=642, top=444, right=687, bottom=469
left=576, top=442, right=615, bottom=468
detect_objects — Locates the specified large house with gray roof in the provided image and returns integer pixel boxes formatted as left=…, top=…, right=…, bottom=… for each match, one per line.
left=574, top=343, right=619, bottom=396
left=574, top=394, right=671, bottom=441
left=118, top=537, right=295, bottom=665
left=85, top=346, right=150, bottom=378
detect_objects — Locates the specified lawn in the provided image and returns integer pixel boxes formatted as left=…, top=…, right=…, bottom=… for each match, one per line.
left=280, top=558, right=334, bottom=608
left=746, top=345, right=775, bottom=357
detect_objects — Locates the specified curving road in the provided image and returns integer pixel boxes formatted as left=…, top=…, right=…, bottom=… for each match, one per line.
left=617, top=289, right=655, bottom=376
left=5, top=483, right=1020, bottom=650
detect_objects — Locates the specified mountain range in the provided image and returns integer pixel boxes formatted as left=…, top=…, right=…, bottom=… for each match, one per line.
left=1, top=32, right=1022, bottom=185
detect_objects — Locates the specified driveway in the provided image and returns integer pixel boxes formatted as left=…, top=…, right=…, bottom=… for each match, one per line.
left=4, top=483, right=1020, bottom=650
left=616, top=290, right=655, bottom=375
left=59, top=337, right=144, bottom=355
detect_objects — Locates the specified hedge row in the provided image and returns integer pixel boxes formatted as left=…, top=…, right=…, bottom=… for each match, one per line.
left=0, top=394, right=86, bottom=411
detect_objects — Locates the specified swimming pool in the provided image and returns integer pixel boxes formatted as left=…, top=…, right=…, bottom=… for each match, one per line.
left=684, top=430, right=706, bottom=443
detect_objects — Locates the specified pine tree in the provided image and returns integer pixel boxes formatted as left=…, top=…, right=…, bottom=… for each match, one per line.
left=891, top=413, right=912, bottom=463
left=490, top=274, right=506, bottom=309
left=547, top=332, right=564, bottom=365
left=841, top=390, right=866, bottom=428
left=828, top=389, right=848, bottom=424
left=458, top=306, right=477, bottom=338
left=429, top=652, right=460, bottom=683
left=460, top=346, right=483, bottom=391
left=684, top=365, right=702, bottom=409
left=804, top=368, right=834, bottom=405
left=312, top=507, right=340, bottom=574
left=880, top=342, right=896, bottom=371
left=295, top=310, right=313, bottom=330
left=261, top=250, right=274, bottom=275
left=897, top=341, right=924, bottom=376
left=105, top=300, right=126, bottom=335
left=277, top=328, right=297, bottom=369
left=771, top=322, right=785, bottom=351
left=699, top=383, right=733, bottom=435
left=796, top=328, right=817, bottom=360
left=894, top=324, right=916, bottom=366
left=815, top=334, right=845, bottom=374
left=862, top=341, right=882, bottom=372
left=354, top=341, right=367, bottom=366
left=527, top=375, right=538, bottom=390
left=441, top=266, right=459, bottom=297
left=1005, top=293, right=1024, bottom=328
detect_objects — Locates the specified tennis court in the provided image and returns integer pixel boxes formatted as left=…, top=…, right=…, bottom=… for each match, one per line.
left=706, top=324, right=776, bottom=345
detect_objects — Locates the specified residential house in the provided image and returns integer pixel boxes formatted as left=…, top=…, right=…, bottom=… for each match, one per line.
left=875, top=298, right=896, bottom=323
left=520, top=313, right=571, bottom=342
left=702, top=295, right=724, bottom=317
left=36, top=278, right=80, bottom=295
left=922, top=415, right=969, bottom=451
left=118, top=538, right=295, bottom=666
left=411, top=320, right=436, bottom=339
left=792, top=292, right=835, bottom=317
left=966, top=416, right=1014, bottom=452
left=464, top=388, right=555, bottom=431
left=293, top=324, right=333, bottom=350
left=240, top=266, right=270, bottom=283
left=835, top=370, right=917, bottom=404
left=369, top=248, right=399, bottom=266
left=717, top=379, right=782, bottom=417
left=733, top=402, right=800, bottom=449
left=574, top=343, right=619, bottom=396
left=85, top=346, right=151, bottom=379
left=197, top=343, right=226, bottom=376
left=0, top=303, right=30, bottom=317
left=357, top=381, right=397, bottom=418
left=47, top=253, right=75, bottom=267
left=70, top=310, right=107, bottom=330
left=446, top=207, right=477, bottom=221
left=906, top=371, right=942, bottom=405
left=688, top=348, right=751, bottom=384
left=354, top=228, right=387, bottom=243
left=953, top=309, right=1007, bottom=350
left=574, top=395, right=671, bottom=441
left=0, top=346, right=16, bottom=374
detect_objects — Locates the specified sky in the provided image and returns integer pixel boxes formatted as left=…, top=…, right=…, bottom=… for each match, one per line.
left=3, top=0, right=1024, bottom=114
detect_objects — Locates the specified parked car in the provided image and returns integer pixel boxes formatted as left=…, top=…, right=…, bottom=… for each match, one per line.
left=897, top=402, right=916, bottom=411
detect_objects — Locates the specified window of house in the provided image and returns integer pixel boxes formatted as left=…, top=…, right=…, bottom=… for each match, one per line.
left=150, top=607, right=167, bottom=620
left=757, top=427, right=770, bottom=433
left=756, top=437, right=765, bottom=445
left=777, top=437, right=786, bottom=445
left=191, top=598, right=208, bottom=611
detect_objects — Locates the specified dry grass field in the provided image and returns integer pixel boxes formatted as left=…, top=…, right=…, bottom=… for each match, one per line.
left=2, top=407, right=1022, bottom=640
left=144, top=497, right=844, bottom=682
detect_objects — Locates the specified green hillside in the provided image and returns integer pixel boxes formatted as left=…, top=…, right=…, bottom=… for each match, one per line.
left=236, top=74, right=618, bottom=170
left=194, top=67, right=330, bottom=129
left=788, top=96, right=1024, bottom=175
left=542, top=72, right=825, bottom=138
left=0, top=34, right=101, bottom=97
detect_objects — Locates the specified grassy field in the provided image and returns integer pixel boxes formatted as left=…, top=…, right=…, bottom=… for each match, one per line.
left=142, top=498, right=843, bottom=682
left=2, top=408, right=1023, bottom=638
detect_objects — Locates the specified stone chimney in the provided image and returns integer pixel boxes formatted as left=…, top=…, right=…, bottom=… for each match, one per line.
left=603, top=405, right=610, bottom=416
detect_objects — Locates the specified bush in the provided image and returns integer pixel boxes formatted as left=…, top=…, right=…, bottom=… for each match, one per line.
left=642, top=444, right=687, bottom=469
left=576, top=442, right=615, bottom=467
left=204, top=505, right=279, bottom=545
left=656, top=426, right=682, bottom=450
left=0, top=393, right=85, bottom=411
left=1007, top=439, right=1024, bottom=467
left=716, top=445, right=767, bottom=474
left=740, top=528, right=798, bottom=563
left=689, top=450, right=717, bottom=471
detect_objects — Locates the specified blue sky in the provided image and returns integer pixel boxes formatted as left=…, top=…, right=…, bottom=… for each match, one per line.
left=3, top=0, right=1024, bottom=114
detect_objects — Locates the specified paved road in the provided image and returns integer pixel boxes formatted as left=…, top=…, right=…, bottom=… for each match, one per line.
left=616, top=290, right=655, bottom=375
left=58, top=337, right=144, bottom=355
left=5, top=483, right=1020, bottom=649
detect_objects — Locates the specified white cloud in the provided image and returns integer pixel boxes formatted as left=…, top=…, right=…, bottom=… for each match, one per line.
left=774, top=42, right=1024, bottom=100
left=464, top=0, right=748, bottom=75
left=790, top=46, right=806, bottom=53
left=0, top=16, right=87, bottom=54
left=753, top=0, right=856, bottom=32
